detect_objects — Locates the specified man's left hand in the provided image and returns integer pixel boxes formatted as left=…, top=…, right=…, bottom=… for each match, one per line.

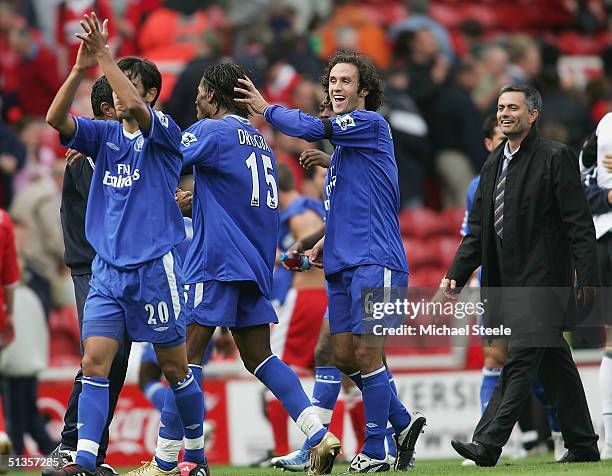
left=76, top=12, right=110, bottom=58
left=175, top=188, right=192, bottom=217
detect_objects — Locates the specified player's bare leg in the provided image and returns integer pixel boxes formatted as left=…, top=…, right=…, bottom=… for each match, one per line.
left=186, top=324, right=216, bottom=365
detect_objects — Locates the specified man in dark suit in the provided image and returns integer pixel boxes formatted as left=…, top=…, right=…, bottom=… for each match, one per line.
left=442, top=84, right=600, bottom=465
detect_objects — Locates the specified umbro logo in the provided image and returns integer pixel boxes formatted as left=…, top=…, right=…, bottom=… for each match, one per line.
left=106, top=142, right=119, bottom=151
left=186, top=423, right=201, bottom=430
left=76, top=423, right=84, bottom=429
left=153, top=326, right=169, bottom=332
left=365, top=422, right=378, bottom=428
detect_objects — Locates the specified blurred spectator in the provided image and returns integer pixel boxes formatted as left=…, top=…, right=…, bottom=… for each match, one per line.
left=286, top=35, right=324, bottom=83
left=116, top=0, right=163, bottom=57
left=317, top=0, right=390, bottom=69
left=429, top=60, right=486, bottom=207
left=472, top=44, right=511, bottom=115
left=9, top=24, right=61, bottom=119
left=0, top=209, right=19, bottom=347
left=381, top=68, right=429, bottom=208
left=9, top=160, right=64, bottom=317
left=0, top=116, right=26, bottom=207
left=263, top=47, right=302, bottom=107
left=538, top=67, right=593, bottom=150
left=0, top=282, right=54, bottom=456
left=136, top=0, right=226, bottom=103
left=507, top=34, right=542, bottom=85
left=291, top=80, right=319, bottom=116
left=165, top=32, right=222, bottom=129
left=0, top=1, right=23, bottom=115
left=389, top=0, right=454, bottom=60
left=396, top=28, right=449, bottom=108
left=55, top=0, right=116, bottom=74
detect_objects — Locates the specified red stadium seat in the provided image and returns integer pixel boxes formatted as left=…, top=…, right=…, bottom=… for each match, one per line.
left=399, top=207, right=447, bottom=239
left=427, top=235, right=461, bottom=269
left=410, top=265, right=446, bottom=288
left=404, top=238, right=441, bottom=270
left=48, top=306, right=81, bottom=366
left=440, top=207, right=466, bottom=237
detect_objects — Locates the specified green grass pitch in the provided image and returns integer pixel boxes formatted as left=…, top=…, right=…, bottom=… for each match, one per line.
left=13, top=456, right=612, bottom=476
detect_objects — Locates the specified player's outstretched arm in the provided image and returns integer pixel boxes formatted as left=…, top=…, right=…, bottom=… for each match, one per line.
left=46, top=40, right=99, bottom=138
left=235, top=77, right=327, bottom=142
left=78, top=13, right=152, bottom=133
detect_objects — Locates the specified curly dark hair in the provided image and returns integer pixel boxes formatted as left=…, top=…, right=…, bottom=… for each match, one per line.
left=201, top=63, right=251, bottom=118
left=90, top=76, right=113, bottom=119
left=321, top=51, right=384, bottom=111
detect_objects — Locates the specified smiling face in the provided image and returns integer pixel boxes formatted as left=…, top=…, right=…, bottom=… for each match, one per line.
left=496, top=91, right=538, bottom=140
left=328, top=63, right=366, bottom=115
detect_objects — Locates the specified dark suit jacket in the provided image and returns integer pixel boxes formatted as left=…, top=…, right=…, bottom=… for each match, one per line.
left=447, top=127, right=599, bottom=335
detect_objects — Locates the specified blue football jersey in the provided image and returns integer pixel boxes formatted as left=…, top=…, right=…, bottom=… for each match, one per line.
left=271, top=196, right=325, bottom=305
left=265, top=106, right=408, bottom=276
left=61, top=108, right=186, bottom=269
left=461, top=176, right=480, bottom=236
left=180, top=115, right=280, bottom=297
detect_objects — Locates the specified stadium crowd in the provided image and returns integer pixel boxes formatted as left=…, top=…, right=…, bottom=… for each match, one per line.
left=1, top=0, right=612, bottom=470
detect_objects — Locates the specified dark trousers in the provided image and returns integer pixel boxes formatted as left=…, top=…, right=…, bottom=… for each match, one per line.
left=473, top=336, right=599, bottom=457
left=60, top=274, right=132, bottom=466
left=2, top=376, right=56, bottom=455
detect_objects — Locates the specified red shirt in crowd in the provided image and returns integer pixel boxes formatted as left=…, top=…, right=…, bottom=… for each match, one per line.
left=0, top=209, right=19, bottom=330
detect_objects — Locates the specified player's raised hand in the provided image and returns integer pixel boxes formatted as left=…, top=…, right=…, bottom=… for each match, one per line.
left=75, top=12, right=109, bottom=57
left=305, top=237, right=324, bottom=269
left=74, top=40, right=97, bottom=72
left=299, top=149, right=331, bottom=169
left=234, top=76, right=270, bottom=114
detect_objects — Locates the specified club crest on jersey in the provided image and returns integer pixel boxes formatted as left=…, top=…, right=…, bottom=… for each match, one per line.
left=181, top=132, right=198, bottom=147
left=134, top=135, right=145, bottom=152
left=155, top=110, right=169, bottom=128
left=336, top=114, right=355, bottom=131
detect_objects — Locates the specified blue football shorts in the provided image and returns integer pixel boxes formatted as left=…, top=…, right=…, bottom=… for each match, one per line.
left=327, top=264, right=408, bottom=335
left=82, top=250, right=186, bottom=348
left=185, top=280, right=278, bottom=329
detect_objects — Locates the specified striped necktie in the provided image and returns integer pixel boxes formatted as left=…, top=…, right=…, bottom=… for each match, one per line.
left=494, top=157, right=510, bottom=238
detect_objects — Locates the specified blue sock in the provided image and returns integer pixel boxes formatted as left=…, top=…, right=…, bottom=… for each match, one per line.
left=361, top=367, right=390, bottom=461
left=386, top=369, right=411, bottom=434
left=480, top=367, right=501, bottom=414
left=189, top=363, right=203, bottom=387
left=255, top=356, right=326, bottom=447
left=144, top=381, right=167, bottom=412
left=348, top=371, right=363, bottom=390
left=171, top=370, right=205, bottom=465
left=532, top=378, right=560, bottom=432
left=313, top=367, right=342, bottom=421
left=385, top=370, right=398, bottom=457
left=75, top=377, right=109, bottom=472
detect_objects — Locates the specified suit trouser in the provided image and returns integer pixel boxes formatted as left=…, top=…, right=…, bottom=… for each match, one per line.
left=473, top=335, right=599, bottom=457
left=60, top=274, right=132, bottom=466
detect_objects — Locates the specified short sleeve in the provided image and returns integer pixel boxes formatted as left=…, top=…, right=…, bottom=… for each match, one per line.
left=180, top=121, right=219, bottom=169
left=60, top=116, right=106, bottom=159
left=144, top=106, right=182, bottom=152
left=329, top=111, right=383, bottom=149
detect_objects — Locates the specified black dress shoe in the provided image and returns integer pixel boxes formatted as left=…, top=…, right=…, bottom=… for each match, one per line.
left=557, top=450, right=600, bottom=463
left=451, top=440, right=497, bottom=467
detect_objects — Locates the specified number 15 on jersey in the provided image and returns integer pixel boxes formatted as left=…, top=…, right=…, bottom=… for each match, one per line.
left=246, top=152, right=278, bottom=209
